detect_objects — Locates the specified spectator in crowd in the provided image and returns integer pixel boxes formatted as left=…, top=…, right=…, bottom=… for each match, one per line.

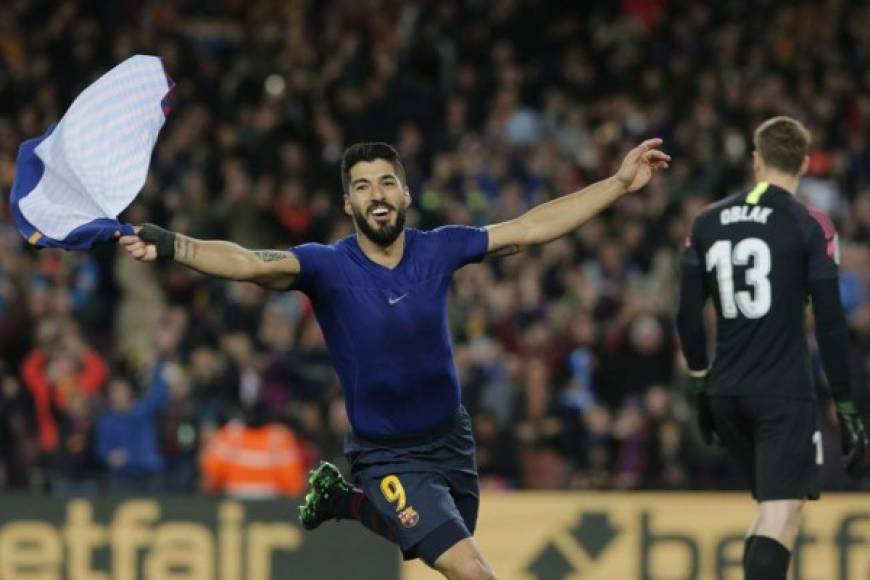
left=49, top=391, right=100, bottom=495
left=201, top=398, right=308, bottom=498
left=159, top=362, right=200, bottom=492
left=599, top=313, right=675, bottom=410
left=188, top=345, right=239, bottom=425
left=473, top=410, right=518, bottom=489
left=95, top=361, right=170, bottom=492
left=0, top=371, right=36, bottom=489
left=20, top=319, right=107, bottom=454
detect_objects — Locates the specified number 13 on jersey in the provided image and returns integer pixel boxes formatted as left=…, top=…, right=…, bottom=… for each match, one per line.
left=706, top=238, right=772, bottom=319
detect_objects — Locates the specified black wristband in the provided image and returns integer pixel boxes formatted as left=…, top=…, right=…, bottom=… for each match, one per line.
left=138, top=223, right=176, bottom=260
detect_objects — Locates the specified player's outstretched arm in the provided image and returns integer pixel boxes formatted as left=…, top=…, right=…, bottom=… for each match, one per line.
left=117, top=224, right=300, bottom=290
left=485, top=138, right=670, bottom=255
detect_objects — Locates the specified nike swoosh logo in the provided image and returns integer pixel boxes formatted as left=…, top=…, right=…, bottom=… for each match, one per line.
left=388, top=294, right=408, bottom=305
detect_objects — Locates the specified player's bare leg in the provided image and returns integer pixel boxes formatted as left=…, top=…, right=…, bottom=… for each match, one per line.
left=754, top=499, right=803, bottom=548
left=744, top=499, right=803, bottom=580
left=746, top=513, right=760, bottom=538
left=433, top=537, right=497, bottom=580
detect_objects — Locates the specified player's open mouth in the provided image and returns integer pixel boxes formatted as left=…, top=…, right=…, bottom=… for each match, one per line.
left=370, top=206, right=392, bottom=224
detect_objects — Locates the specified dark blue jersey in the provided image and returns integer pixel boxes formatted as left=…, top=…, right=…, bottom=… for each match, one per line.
left=290, top=226, right=489, bottom=437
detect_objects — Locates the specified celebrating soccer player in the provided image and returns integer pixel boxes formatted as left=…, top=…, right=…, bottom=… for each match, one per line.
left=120, top=138, right=669, bottom=580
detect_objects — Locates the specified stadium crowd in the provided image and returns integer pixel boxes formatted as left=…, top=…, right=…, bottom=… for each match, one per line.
left=1, top=0, right=869, bottom=495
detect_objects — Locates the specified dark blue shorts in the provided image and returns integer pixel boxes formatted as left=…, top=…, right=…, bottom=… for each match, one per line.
left=344, top=406, right=479, bottom=563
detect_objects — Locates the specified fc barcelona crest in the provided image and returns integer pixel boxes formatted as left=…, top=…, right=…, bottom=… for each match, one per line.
left=398, top=506, right=420, bottom=528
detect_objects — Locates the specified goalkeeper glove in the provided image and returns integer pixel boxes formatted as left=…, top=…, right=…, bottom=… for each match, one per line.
left=836, top=401, right=870, bottom=476
left=689, top=370, right=720, bottom=446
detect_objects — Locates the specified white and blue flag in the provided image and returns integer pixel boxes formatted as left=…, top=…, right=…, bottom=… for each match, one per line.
left=10, top=55, right=173, bottom=250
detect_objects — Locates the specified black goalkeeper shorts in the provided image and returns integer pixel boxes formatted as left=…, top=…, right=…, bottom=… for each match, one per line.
left=710, top=396, right=822, bottom=501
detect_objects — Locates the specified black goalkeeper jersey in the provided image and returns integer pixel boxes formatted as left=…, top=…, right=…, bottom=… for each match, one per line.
left=679, top=182, right=840, bottom=399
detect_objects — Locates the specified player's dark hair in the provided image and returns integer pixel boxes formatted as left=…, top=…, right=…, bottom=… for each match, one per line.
left=753, top=116, right=811, bottom=175
left=341, top=142, right=407, bottom=193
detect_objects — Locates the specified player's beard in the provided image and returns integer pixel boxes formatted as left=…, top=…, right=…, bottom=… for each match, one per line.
left=352, top=203, right=406, bottom=247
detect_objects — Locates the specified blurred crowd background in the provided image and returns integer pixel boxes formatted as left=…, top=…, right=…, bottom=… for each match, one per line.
left=1, top=0, right=869, bottom=496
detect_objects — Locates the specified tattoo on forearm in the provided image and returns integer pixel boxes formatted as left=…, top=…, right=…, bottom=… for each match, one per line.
left=174, top=236, right=197, bottom=261
left=488, top=244, right=522, bottom=258
left=254, top=250, right=292, bottom=262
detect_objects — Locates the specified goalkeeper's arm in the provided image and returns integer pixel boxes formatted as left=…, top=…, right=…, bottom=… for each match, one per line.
left=810, top=277, right=869, bottom=475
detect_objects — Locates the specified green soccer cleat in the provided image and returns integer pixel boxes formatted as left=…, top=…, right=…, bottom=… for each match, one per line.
left=298, top=461, right=353, bottom=530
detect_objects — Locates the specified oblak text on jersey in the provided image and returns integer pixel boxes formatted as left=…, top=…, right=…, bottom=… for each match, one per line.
left=720, top=205, right=773, bottom=226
